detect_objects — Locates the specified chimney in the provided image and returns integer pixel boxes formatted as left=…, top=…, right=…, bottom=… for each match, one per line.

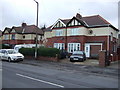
left=22, top=23, right=27, bottom=27
left=76, top=13, right=82, bottom=19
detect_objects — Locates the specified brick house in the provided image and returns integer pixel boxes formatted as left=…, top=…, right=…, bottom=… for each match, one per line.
left=44, top=13, right=119, bottom=60
left=2, top=23, right=44, bottom=48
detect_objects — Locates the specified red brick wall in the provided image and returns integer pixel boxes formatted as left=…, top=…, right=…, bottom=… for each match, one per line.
left=45, top=35, right=118, bottom=60
left=46, top=36, right=108, bottom=50
left=25, top=56, right=59, bottom=62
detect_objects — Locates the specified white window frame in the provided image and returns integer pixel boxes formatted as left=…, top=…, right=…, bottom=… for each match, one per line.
left=11, top=34, right=15, bottom=40
left=54, top=43, right=65, bottom=50
left=68, top=43, right=81, bottom=53
left=4, top=35, right=9, bottom=40
left=71, top=28, right=79, bottom=35
left=55, top=30, right=63, bottom=36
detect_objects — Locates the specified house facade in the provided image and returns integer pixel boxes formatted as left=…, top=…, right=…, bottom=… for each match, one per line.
left=44, top=13, right=119, bottom=60
left=2, top=23, right=44, bottom=48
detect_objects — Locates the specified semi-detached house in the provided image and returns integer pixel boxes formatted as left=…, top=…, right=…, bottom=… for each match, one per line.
left=44, top=13, right=119, bottom=60
left=2, top=23, right=44, bottom=48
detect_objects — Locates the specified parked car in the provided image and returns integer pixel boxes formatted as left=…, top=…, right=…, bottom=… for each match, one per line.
left=70, top=51, right=86, bottom=62
left=14, top=44, right=35, bottom=52
left=0, top=49, right=24, bottom=62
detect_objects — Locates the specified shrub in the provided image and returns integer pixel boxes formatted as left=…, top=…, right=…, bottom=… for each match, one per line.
left=19, top=48, right=35, bottom=56
left=2, top=44, right=11, bottom=49
left=19, top=47, right=60, bottom=57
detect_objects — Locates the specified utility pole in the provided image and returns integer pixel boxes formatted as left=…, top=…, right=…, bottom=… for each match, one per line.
left=34, top=0, right=39, bottom=59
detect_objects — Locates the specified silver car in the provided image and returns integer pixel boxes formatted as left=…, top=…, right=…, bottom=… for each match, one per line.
left=0, top=49, right=24, bottom=62
left=70, top=51, right=86, bottom=62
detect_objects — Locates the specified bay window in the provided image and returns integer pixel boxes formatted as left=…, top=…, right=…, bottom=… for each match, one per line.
left=68, top=43, right=80, bottom=53
left=54, top=43, right=65, bottom=50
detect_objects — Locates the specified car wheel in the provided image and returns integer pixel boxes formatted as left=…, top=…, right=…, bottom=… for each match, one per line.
left=70, top=59, right=73, bottom=62
left=8, top=57, right=11, bottom=62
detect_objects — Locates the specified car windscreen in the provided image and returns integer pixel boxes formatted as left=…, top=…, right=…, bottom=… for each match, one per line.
left=7, top=50, right=18, bottom=54
left=73, top=51, right=83, bottom=55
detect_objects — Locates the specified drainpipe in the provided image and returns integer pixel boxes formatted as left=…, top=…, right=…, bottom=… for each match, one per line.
left=107, top=24, right=111, bottom=62
left=107, top=24, right=110, bottom=52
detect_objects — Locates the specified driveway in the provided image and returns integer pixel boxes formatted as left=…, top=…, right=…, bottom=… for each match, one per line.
left=60, top=58, right=119, bottom=69
left=60, top=58, right=99, bottom=66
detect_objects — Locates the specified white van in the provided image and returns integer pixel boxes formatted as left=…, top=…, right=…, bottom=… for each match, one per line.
left=14, top=44, right=40, bottom=52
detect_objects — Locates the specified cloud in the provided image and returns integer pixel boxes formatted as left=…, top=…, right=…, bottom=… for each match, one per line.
left=0, top=0, right=119, bottom=31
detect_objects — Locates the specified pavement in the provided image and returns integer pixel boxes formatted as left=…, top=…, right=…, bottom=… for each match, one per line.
left=59, top=58, right=119, bottom=69
left=20, top=58, right=120, bottom=78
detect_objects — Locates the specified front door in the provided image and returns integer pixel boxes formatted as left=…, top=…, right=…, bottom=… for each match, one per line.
left=85, top=44, right=90, bottom=57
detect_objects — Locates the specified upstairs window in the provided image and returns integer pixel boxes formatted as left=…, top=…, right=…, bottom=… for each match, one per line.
left=55, top=30, right=63, bottom=36
left=11, top=34, right=15, bottom=40
left=4, top=35, right=9, bottom=40
left=71, top=28, right=79, bottom=35
left=111, top=32, right=113, bottom=41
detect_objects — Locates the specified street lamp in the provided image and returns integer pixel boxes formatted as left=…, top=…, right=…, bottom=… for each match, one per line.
left=34, top=0, right=39, bottom=59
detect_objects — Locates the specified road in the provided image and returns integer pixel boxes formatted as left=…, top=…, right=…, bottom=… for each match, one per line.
left=1, top=61, right=118, bottom=88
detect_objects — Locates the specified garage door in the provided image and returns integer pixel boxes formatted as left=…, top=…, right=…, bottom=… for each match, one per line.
left=90, top=45, right=101, bottom=59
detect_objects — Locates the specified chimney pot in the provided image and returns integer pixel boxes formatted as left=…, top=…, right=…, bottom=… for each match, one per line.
left=22, top=23, right=27, bottom=27
left=76, top=13, right=82, bottom=19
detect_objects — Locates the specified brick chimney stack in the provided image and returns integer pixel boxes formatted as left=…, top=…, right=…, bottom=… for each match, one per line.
left=22, top=23, right=27, bottom=28
left=76, top=13, right=82, bottom=19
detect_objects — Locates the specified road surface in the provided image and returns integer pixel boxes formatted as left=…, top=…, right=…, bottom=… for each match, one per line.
left=2, top=61, right=118, bottom=88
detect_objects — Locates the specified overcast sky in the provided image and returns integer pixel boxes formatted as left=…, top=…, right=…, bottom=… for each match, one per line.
left=0, top=0, right=119, bottom=31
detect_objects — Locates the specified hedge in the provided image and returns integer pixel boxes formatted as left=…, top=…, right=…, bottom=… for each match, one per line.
left=19, top=48, right=35, bottom=56
left=19, top=47, right=60, bottom=57
left=2, top=44, right=11, bottom=49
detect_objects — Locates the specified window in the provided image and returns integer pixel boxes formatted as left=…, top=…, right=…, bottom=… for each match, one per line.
left=55, top=30, right=63, bottom=36
left=4, top=35, right=9, bottom=40
left=71, top=28, right=79, bottom=35
left=113, top=44, right=117, bottom=52
left=111, top=32, right=113, bottom=41
left=68, top=43, right=81, bottom=53
left=54, top=43, right=65, bottom=50
left=11, top=34, right=15, bottom=40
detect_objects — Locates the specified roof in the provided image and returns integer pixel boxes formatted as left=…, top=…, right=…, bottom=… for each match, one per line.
left=12, top=25, right=44, bottom=35
left=82, top=15, right=110, bottom=26
left=43, top=13, right=119, bottom=32
left=61, top=19, right=71, bottom=25
left=43, top=26, right=52, bottom=32
left=3, top=28, right=11, bottom=33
